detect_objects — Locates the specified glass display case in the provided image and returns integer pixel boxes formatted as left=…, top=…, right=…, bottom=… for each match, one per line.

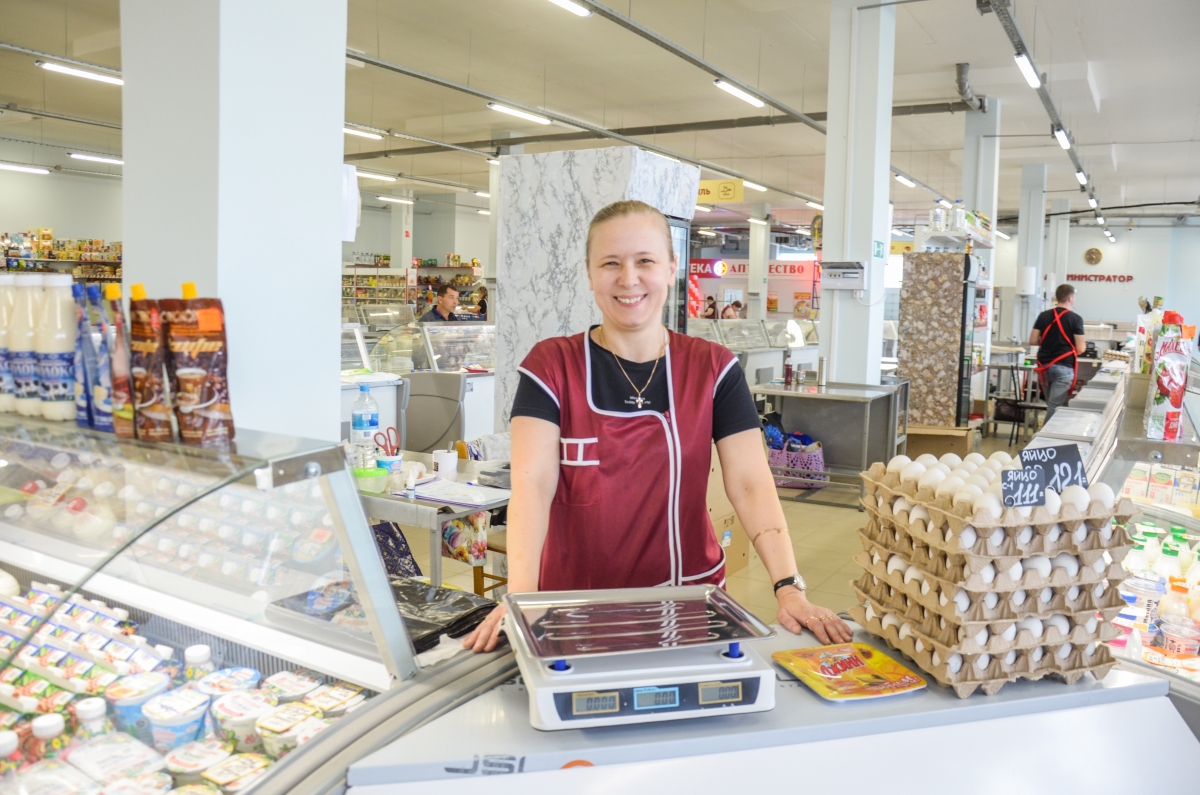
left=686, top=319, right=722, bottom=344
left=0, top=416, right=428, bottom=794
left=421, top=324, right=496, bottom=372
left=763, top=319, right=814, bottom=349
left=368, top=326, right=423, bottom=375
left=717, top=319, right=771, bottom=350
left=356, top=304, right=414, bottom=331
left=341, top=325, right=371, bottom=371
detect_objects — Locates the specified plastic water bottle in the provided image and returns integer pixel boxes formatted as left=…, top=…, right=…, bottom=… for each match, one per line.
left=351, top=384, right=379, bottom=444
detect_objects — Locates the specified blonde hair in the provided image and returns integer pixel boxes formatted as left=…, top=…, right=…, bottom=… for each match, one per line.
left=585, top=200, right=674, bottom=262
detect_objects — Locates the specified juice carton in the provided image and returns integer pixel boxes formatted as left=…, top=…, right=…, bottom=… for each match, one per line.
left=1173, top=468, right=1200, bottom=506
left=1123, top=461, right=1151, bottom=499
left=1145, top=311, right=1194, bottom=441
left=1148, top=464, right=1177, bottom=504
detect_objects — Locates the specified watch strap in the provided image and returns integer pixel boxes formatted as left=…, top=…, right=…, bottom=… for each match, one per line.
left=773, top=575, right=806, bottom=594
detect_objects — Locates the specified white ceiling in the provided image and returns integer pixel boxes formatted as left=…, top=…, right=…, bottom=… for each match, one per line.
left=2, top=0, right=1198, bottom=227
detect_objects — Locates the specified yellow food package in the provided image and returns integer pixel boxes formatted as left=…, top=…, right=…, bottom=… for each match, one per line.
left=773, top=643, right=926, bottom=701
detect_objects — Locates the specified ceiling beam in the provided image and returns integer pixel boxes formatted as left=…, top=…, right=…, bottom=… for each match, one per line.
left=2, top=103, right=121, bottom=131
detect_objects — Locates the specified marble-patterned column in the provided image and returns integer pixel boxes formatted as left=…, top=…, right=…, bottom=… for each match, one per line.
left=897, top=252, right=971, bottom=427
left=494, top=147, right=700, bottom=429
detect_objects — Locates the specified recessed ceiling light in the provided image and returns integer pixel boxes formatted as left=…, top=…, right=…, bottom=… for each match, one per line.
left=713, top=80, right=765, bottom=109
left=694, top=205, right=712, bottom=213
left=344, top=127, right=383, bottom=140
left=474, top=191, right=490, bottom=198
left=995, top=230, right=1011, bottom=240
left=546, top=0, right=591, bottom=16
left=1053, top=127, right=1071, bottom=150
left=0, top=162, right=50, bottom=175
left=36, top=60, right=123, bottom=86
left=1088, top=197, right=1098, bottom=209
left=377, top=196, right=414, bottom=204
left=355, top=170, right=396, bottom=182
left=806, top=201, right=824, bottom=211
left=69, top=153, right=123, bottom=165
left=487, top=102, right=551, bottom=125
left=697, top=230, right=716, bottom=237
left=1075, top=170, right=1088, bottom=185
left=743, top=181, right=767, bottom=192
left=894, top=174, right=916, bottom=188
left=1013, top=53, right=1041, bottom=88
left=477, top=210, right=491, bottom=215
left=748, top=217, right=768, bottom=226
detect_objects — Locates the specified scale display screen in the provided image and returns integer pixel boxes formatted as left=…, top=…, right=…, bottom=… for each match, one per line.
left=633, top=686, right=680, bottom=710
left=571, top=691, right=620, bottom=716
left=557, top=678, right=758, bottom=721
left=698, top=681, right=743, bottom=705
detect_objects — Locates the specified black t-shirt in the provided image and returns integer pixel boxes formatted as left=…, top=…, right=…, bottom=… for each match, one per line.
left=511, top=334, right=761, bottom=442
left=1033, top=308, right=1084, bottom=365
left=477, top=298, right=488, bottom=320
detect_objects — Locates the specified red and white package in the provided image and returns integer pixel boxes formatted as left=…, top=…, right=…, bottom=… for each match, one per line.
left=1145, top=311, right=1195, bottom=441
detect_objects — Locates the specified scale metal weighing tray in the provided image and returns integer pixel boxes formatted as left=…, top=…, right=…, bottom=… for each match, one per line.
left=504, top=585, right=776, bottom=731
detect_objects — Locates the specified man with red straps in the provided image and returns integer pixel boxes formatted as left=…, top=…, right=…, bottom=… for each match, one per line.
left=1029, top=284, right=1087, bottom=422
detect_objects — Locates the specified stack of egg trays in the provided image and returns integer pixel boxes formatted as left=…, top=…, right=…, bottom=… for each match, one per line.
left=846, top=462, right=1135, bottom=698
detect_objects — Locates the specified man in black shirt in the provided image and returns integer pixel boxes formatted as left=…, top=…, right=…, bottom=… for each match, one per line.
left=419, top=284, right=461, bottom=322
left=1029, top=284, right=1086, bottom=421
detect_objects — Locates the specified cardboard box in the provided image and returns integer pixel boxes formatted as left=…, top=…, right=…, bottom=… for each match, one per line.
left=1122, top=461, right=1151, bottom=499
left=708, top=442, right=748, bottom=575
left=904, top=424, right=975, bottom=460
left=1174, top=468, right=1199, bottom=506
left=1148, top=464, right=1177, bottom=504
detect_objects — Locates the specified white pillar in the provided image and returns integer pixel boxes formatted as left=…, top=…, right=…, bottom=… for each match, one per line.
left=746, top=202, right=770, bottom=321
left=1047, top=198, right=1071, bottom=293
left=390, top=195, right=414, bottom=270
left=819, top=0, right=895, bottom=385
left=961, top=101, right=1002, bottom=399
left=121, top=0, right=347, bottom=442
left=1014, top=164, right=1048, bottom=339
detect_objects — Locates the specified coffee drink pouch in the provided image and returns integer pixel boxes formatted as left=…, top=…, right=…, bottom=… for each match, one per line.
left=104, top=284, right=135, bottom=438
left=129, top=284, right=174, bottom=442
left=161, top=285, right=235, bottom=447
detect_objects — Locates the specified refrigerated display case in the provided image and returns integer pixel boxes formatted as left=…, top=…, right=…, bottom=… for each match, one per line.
left=717, top=320, right=785, bottom=385
left=420, top=324, right=495, bottom=373
left=684, top=318, right=722, bottom=344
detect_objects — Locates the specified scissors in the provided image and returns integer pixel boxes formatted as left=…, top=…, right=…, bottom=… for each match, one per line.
left=373, top=427, right=400, bottom=457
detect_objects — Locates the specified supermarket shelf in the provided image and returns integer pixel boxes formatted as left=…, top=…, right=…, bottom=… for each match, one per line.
left=410, top=266, right=475, bottom=270
left=0, top=528, right=392, bottom=691
left=6, top=259, right=121, bottom=265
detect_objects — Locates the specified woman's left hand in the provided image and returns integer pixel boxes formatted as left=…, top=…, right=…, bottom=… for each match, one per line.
left=776, top=587, right=854, bottom=645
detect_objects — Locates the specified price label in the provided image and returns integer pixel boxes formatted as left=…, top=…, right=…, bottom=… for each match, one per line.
left=1019, top=444, right=1088, bottom=491
left=1001, top=467, right=1046, bottom=508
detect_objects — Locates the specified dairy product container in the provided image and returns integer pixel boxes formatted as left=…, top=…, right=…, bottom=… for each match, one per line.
left=142, top=688, right=210, bottom=752
left=74, top=697, right=113, bottom=741
left=10, top=274, right=44, bottom=416
left=63, top=732, right=164, bottom=784
left=163, top=738, right=232, bottom=785
left=36, top=274, right=77, bottom=421
left=105, top=672, right=171, bottom=743
left=1147, top=464, right=1177, bottom=503
left=261, top=670, right=323, bottom=703
left=211, top=690, right=277, bottom=752
left=256, top=702, right=328, bottom=759
left=182, top=646, right=216, bottom=682
left=10, top=759, right=101, bottom=795
left=95, top=771, right=172, bottom=795
left=194, top=668, right=260, bottom=697
left=0, top=274, right=16, bottom=412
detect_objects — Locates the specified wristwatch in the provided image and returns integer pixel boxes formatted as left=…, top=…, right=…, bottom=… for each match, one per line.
left=773, top=575, right=807, bottom=595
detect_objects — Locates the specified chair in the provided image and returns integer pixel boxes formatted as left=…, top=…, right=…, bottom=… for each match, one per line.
left=472, top=530, right=508, bottom=596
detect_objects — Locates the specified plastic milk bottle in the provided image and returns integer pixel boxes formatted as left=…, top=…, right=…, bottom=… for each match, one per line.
left=36, top=274, right=78, bottom=421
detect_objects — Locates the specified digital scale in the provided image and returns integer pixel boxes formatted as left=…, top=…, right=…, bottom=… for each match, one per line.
left=504, top=586, right=777, bottom=731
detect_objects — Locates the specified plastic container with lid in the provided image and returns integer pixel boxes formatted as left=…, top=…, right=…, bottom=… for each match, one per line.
left=211, top=691, right=277, bottom=752
left=182, top=646, right=216, bottom=682
left=142, top=687, right=210, bottom=752
left=1142, top=529, right=1164, bottom=566
left=10, top=273, right=44, bottom=417
left=105, top=672, right=171, bottom=744
left=0, top=273, right=17, bottom=413
left=1154, top=544, right=1182, bottom=581
left=164, top=738, right=233, bottom=785
left=95, top=771, right=173, bottom=795
left=256, top=703, right=329, bottom=760
left=1122, top=571, right=1167, bottom=631
left=64, top=732, right=164, bottom=785
left=194, top=669, right=260, bottom=697
left=0, top=729, right=22, bottom=777
left=261, top=670, right=323, bottom=704
left=1160, top=615, right=1200, bottom=655
left=74, top=697, right=114, bottom=740
left=11, top=759, right=101, bottom=795
left=303, top=682, right=365, bottom=717
left=1124, top=544, right=1149, bottom=573
left=36, top=273, right=77, bottom=421
left=1160, top=578, right=1190, bottom=619
left=200, top=753, right=271, bottom=793
left=28, top=713, right=69, bottom=763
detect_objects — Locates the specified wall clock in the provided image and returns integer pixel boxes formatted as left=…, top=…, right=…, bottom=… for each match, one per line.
left=1084, top=247, right=1103, bottom=265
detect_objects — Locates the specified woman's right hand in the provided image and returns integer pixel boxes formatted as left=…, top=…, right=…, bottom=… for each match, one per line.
left=462, top=603, right=508, bottom=653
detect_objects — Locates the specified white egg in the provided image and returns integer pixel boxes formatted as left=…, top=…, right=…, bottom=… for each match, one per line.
left=932, top=651, right=941, bottom=666
left=939, top=590, right=949, bottom=607
left=1043, top=489, right=1062, bottom=516
left=1085, top=615, right=1098, bottom=634
left=1046, top=523, right=1063, bottom=544
left=918, top=468, right=948, bottom=490
left=886, top=555, right=907, bottom=575
left=979, top=562, right=997, bottom=584
left=983, top=591, right=999, bottom=610
left=973, top=492, right=1003, bottom=520
left=1061, top=485, right=1091, bottom=513
left=886, top=455, right=912, bottom=474
left=1045, top=614, right=1071, bottom=637
left=1022, top=556, right=1051, bottom=578
left=936, top=476, right=966, bottom=498
left=920, top=580, right=931, bottom=595
left=1010, top=589, right=1027, bottom=607
left=872, top=550, right=883, bottom=566
left=1072, top=525, right=1088, bottom=545
left=1084, top=641, right=1096, bottom=658
left=961, top=460, right=981, bottom=473
left=1001, top=624, right=1017, bottom=642
left=1092, top=558, right=1107, bottom=574
left=1006, top=561, right=1023, bottom=582
left=914, top=638, right=926, bottom=654
left=964, top=452, right=987, bottom=466
left=903, top=565, right=924, bottom=584
left=973, top=627, right=989, bottom=646
left=987, top=527, right=1006, bottom=548
left=987, top=481, right=1003, bottom=496
left=926, top=545, right=936, bottom=560
left=940, top=616, right=947, bottom=630
left=891, top=497, right=913, bottom=516
left=1039, top=586, right=1054, bottom=604
left=876, top=493, right=884, bottom=508
left=959, top=526, right=978, bottom=549
left=1067, top=585, right=1080, bottom=601
left=899, top=461, right=927, bottom=484
left=983, top=459, right=1005, bottom=474
left=949, top=468, right=974, bottom=481
left=881, top=613, right=901, bottom=630
left=974, top=467, right=998, bottom=484
left=914, top=454, right=939, bottom=467
left=937, top=453, right=962, bottom=468
left=946, top=653, right=963, bottom=673
left=952, top=588, right=971, bottom=614
left=864, top=603, right=877, bottom=622
left=953, top=485, right=984, bottom=507
left=872, top=575, right=880, bottom=586
left=975, top=653, right=992, bottom=671
left=1017, top=617, right=1044, bottom=638
left=910, top=505, right=931, bottom=526
left=1003, top=649, right=1018, bottom=665
left=989, top=451, right=1013, bottom=464
left=1056, top=643, right=1073, bottom=660
left=1088, top=482, right=1115, bottom=511
left=1099, top=522, right=1114, bottom=543
left=1093, top=581, right=1108, bottom=599
left=1052, top=553, right=1080, bottom=576
left=1015, top=505, right=1033, bottom=518
left=1017, top=525, right=1035, bottom=545
left=1030, top=646, right=1045, bottom=663
left=965, top=475, right=991, bottom=491
left=898, top=622, right=914, bottom=640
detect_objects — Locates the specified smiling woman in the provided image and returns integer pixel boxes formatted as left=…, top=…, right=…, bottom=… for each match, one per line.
left=462, top=199, right=854, bottom=653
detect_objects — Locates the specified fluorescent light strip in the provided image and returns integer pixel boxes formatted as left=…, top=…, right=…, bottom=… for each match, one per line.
left=474, top=191, right=490, bottom=198
left=1088, top=197, right=1098, bottom=209
left=937, top=199, right=953, bottom=209
left=713, top=80, right=765, bottom=109
left=748, top=217, right=768, bottom=226
left=894, top=174, right=916, bottom=188
left=344, top=127, right=383, bottom=140
left=487, top=159, right=500, bottom=165
left=806, top=201, right=824, bottom=211
left=1054, top=127, right=1071, bottom=150
left=995, top=230, right=1011, bottom=240
left=487, top=102, right=551, bottom=125
left=647, top=150, right=680, bottom=163
left=1013, top=53, right=1041, bottom=88
left=697, top=230, right=716, bottom=237
left=546, top=0, right=592, bottom=16
left=1096, top=216, right=1105, bottom=225
left=0, top=162, right=50, bottom=175
left=376, top=196, right=414, bottom=205
left=1075, top=170, right=1088, bottom=185
left=743, top=181, right=767, bottom=192
left=890, top=228, right=906, bottom=237
left=477, top=210, right=491, bottom=215
left=694, top=205, right=712, bottom=213
left=355, top=170, right=397, bottom=182
left=69, top=153, right=123, bottom=165
left=36, top=60, right=123, bottom=86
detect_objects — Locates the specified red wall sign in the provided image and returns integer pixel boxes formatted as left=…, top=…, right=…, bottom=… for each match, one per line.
left=1066, top=273, right=1133, bottom=283
left=689, top=259, right=809, bottom=278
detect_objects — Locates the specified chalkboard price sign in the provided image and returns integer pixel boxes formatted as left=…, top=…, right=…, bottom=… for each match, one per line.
left=1018, top=444, right=1088, bottom=491
left=1001, top=467, right=1047, bottom=508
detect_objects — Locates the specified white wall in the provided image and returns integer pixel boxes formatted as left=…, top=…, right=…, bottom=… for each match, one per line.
left=992, top=234, right=1019, bottom=288
left=0, top=169, right=122, bottom=241
left=412, top=195, right=489, bottom=268
left=1064, top=227, right=1170, bottom=322
left=1166, top=225, right=1200, bottom=325
left=342, top=203, right=390, bottom=261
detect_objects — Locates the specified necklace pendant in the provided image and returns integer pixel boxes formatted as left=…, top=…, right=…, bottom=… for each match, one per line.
left=635, top=397, right=644, bottom=409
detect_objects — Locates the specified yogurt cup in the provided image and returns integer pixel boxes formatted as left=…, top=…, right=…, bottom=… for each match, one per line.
left=142, top=688, right=210, bottom=752
left=260, top=716, right=331, bottom=760
left=12, top=759, right=102, bottom=795
left=97, top=771, right=174, bottom=795
left=255, top=703, right=322, bottom=759
left=201, top=754, right=270, bottom=791
left=195, top=669, right=260, bottom=697
left=105, top=672, right=171, bottom=744
left=220, top=767, right=268, bottom=795
left=303, top=683, right=364, bottom=717
left=211, top=691, right=278, bottom=752
left=164, top=739, right=233, bottom=786
left=66, top=732, right=165, bottom=784
left=261, top=670, right=323, bottom=704
left=167, top=787, right=222, bottom=795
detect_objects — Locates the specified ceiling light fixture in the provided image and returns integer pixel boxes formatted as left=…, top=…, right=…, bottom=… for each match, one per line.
left=487, top=158, right=500, bottom=165
left=474, top=191, right=490, bottom=198
left=1053, top=127, right=1071, bottom=150
left=355, top=170, right=397, bottom=182
left=890, top=228, right=906, bottom=237
left=894, top=174, right=916, bottom=188
left=1075, top=170, right=1088, bottom=185
left=697, top=229, right=716, bottom=237
left=995, top=230, right=1011, bottom=240
left=646, top=150, right=680, bottom=163
left=1095, top=216, right=1105, bottom=225
left=938, top=199, right=953, bottom=209
left=477, top=210, right=491, bottom=215
left=713, top=80, right=766, bottom=109
left=487, top=102, right=551, bottom=125
left=69, top=153, right=123, bottom=165
left=743, top=181, right=767, bottom=192
left=748, top=217, right=768, bottom=226
left=344, top=127, right=383, bottom=140
left=376, top=196, right=414, bottom=205
left=806, top=201, right=824, bottom=211
left=1088, top=197, right=1098, bottom=209
left=0, top=162, right=50, bottom=175
left=36, top=60, right=123, bottom=86
left=546, top=0, right=592, bottom=16
left=1013, top=53, right=1041, bottom=88
left=694, top=205, right=712, bottom=212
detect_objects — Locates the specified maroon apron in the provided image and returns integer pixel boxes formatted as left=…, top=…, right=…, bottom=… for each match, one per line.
left=519, top=330, right=736, bottom=590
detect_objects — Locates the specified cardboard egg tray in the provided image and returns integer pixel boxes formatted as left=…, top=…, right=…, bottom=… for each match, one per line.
left=857, top=521, right=1128, bottom=593
left=850, top=573, right=1120, bottom=655
left=848, top=602, right=1118, bottom=698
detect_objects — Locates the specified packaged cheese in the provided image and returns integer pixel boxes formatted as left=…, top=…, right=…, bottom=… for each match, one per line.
left=64, top=732, right=164, bottom=784
left=11, top=759, right=101, bottom=795
left=96, top=772, right=173, bottom=795
left=200, top=754, right=269, bottom=789
left=302, top=683, right=363, bottom=717
left=1174, top=468, right=1200, bottom=506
